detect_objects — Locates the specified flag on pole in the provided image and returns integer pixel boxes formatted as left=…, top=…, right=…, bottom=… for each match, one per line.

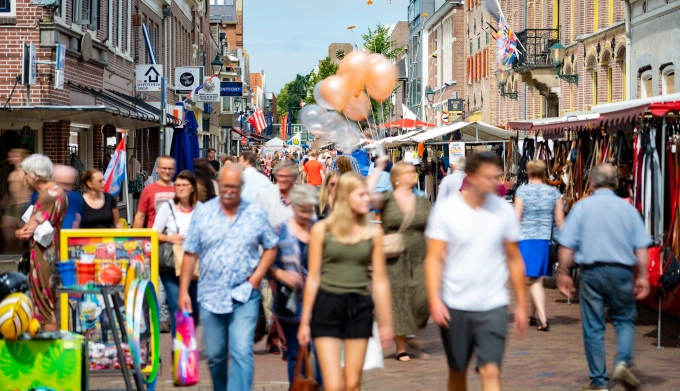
left=103, top=137, right=126, bottom=196
left=248, top=108, right=267, bottom=134
left=280, top=113, right=288, bottom=141
left=496, top=14, right=519, bottom=72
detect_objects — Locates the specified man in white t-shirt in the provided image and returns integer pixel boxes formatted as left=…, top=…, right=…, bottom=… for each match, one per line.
left=425, top=152, right=527, bottom=391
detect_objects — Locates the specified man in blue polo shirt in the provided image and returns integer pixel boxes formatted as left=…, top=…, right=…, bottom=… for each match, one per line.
left=558, top=163, right=652, bottom=391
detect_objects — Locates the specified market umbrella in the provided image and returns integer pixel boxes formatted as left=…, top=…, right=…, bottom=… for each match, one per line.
left=377, top=118, right=436, bottom=129
left=169, top=109, right=200, bottom=180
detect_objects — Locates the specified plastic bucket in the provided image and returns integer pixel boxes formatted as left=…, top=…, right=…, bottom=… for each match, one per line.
left=57, top=261, right=77, bottom=287
left=76, top=262, right=96, bottom=285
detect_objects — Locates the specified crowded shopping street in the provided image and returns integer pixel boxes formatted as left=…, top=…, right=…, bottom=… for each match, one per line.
left=3, top=0, right=680, bottom=391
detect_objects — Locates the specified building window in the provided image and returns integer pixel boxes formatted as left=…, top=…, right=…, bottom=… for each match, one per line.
left=607, top=67, right=612, bottom=102
left=663, top=66, right=675, bottom=95
left=641, top=70, right=653, bottom=98
left=469, top=40, right=472, bottom=55
left=74, top=0, right=100, bottom=30
left=486, top=32, right=489, bottom=45
left=593, top=71, right=598, bottom=105
left=477, top=36, right=480, bottom=50
left=0, top=0, right=9, bottom=12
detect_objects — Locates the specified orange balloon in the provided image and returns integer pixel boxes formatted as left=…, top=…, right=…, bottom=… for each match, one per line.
left=366, top=54, right=398, bottom=102
left=338, top=50, right=370, bottom=96
left=343, top=92, right=371, bottom=121
left=320, top=75, right=352, bottom=111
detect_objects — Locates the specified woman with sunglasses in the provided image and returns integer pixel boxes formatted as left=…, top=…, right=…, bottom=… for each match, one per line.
left=153, top=170, right=201, bottom=333
left=80, top=169, right=123, bottom=229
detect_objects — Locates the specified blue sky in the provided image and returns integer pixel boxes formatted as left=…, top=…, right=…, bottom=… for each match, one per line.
left=243, top=0, right=409, bottom=94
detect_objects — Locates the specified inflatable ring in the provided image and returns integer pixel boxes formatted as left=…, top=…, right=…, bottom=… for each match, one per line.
left=125, top=279, right=160, bottom=391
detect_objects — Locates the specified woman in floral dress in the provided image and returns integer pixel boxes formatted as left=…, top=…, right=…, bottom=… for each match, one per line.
left=15, top=154, right=67, bottom=330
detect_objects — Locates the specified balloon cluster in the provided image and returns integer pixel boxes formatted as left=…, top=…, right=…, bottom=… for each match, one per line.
left=302, top=51, right=398, bottom=152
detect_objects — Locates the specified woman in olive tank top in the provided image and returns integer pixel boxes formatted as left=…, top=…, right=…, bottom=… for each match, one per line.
left=298, top=172, right=393, bottom=391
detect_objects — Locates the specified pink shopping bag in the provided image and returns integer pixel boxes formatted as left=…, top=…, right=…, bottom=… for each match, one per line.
left=173, top=311, right=199, bottom=386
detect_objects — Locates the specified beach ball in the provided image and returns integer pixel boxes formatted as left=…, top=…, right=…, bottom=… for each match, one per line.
left=99, top=265, right=123, bottom=285
left=0, top=293, right=34, bottom=340
left=0, top=272, right=30, bottom=302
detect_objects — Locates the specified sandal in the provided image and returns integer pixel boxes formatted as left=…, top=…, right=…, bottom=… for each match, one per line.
left=395, top=352, right=411, bottom=362
left=529, top=316, right=537, bottom=326
left=537, top=321, right=550, bottom=332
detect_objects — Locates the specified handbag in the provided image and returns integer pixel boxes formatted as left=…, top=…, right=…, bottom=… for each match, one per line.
left=382, top=197, right=415, bottom=259
left=291, top=346, right=319, bottom=391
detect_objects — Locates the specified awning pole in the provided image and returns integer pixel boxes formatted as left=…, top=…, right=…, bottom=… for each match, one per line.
left=476, top=123, right=479, bottom=141
left=658, top=114, right=666, bottom=350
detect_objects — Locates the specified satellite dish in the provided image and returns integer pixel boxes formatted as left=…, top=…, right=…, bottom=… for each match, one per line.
left=102, top=124, right=116, bottom=137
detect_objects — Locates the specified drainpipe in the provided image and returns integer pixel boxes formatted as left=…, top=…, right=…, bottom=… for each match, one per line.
left=522, top=0, right=527, bottom=121
left=624, top=0, right=632, bottom=101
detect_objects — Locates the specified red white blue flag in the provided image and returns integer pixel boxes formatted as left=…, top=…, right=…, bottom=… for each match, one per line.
left=248, top=108, right=267, bottom=134
left=103, top=138, right=126, bottom=196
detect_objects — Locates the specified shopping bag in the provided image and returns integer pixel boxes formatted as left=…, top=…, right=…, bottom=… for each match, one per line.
left=340, top=322, right=384, bottom=371
left=173, top=311, right=199, bottom=386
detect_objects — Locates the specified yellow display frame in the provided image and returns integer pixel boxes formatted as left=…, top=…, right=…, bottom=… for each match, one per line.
left=58, top=228, right=160, bottom=374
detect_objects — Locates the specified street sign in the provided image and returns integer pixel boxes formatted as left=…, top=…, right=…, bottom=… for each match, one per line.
left=196, top=77, right=220, bottom=102
left=220, top=81, right=243, bottom=97
left=136, top=64, right=163, bottom=92
left=447, top=98, right=463, bottom=112
left=56, top=43, right=65, bottom=70
left=22, top=43, right=37, bottom=86
left=175, top=66, right=203, bottom=95
left=55, top=69, right=64, bottom=89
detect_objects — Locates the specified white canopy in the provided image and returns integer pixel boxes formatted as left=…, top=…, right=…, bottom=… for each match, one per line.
left=365, top=129, right=425, bottom=148
left=410, top=122, right=511, bottom=143
left=266, top=137, right=284, bottom=146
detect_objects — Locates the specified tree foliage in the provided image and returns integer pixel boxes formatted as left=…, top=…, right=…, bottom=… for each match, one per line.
left=276, top=73, right=309, bottom=121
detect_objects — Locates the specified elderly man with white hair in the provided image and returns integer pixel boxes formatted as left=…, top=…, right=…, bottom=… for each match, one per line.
left=437, top=155, right=467, bottom=201
left=15, top=154, right=67, bottom=331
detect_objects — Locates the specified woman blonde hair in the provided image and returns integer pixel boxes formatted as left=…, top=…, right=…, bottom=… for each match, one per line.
left=526, top=160, right=547, bottom=181
left=318, top=170, right=340, bottom=213
left=390, top=161, right=416, bottom=188
left=325, top=172, right=374, bottom=243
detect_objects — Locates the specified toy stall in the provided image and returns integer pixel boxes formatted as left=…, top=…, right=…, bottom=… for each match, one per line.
left=0, top=228, right=163, bottom=391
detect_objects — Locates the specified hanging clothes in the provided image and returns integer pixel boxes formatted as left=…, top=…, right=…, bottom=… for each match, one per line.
left=641, top=126, right=663, bottom=241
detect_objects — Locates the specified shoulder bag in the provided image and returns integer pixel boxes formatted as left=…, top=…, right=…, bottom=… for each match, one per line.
left=158, top=202, right=176, bottom=272
left=166, top=202, right=199, bottom=279
left=290, top=346, right=319, bottom=391
left=382, top=196, right=415, bottom=259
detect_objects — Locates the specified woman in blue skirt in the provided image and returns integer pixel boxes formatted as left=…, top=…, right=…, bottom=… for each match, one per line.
left=514, top=160, right=564, bottom=331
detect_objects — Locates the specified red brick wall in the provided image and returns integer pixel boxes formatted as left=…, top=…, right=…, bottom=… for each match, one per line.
left=43, top=121, right=71, bottom=165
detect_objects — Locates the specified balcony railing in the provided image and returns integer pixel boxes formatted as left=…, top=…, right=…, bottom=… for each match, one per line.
left=513, top=29, right=559, bottom=69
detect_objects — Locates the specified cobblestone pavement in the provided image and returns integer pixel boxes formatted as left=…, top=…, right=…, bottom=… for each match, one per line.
left=84, top=279, right=680, bottom=391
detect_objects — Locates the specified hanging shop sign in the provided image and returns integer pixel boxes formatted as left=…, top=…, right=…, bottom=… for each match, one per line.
left=196, top=77, right=221, bottom=102
left=135, top=64, right=163, bottom=92
left=449, top=141, right=465, bottom=158
left=175, top=66, right=203, bottom=95
left=220, top=81, right=243, bottom=97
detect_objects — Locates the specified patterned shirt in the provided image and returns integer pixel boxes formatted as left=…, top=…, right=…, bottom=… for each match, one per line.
left=516, top=183, right=561, bottom=240
left=329, top=155, right=361, bottom=174
left=183, top=198, right=279, bottom=314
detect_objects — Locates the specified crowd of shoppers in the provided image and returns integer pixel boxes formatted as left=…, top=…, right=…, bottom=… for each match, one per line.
left=1, top=146, right=656, bottom=391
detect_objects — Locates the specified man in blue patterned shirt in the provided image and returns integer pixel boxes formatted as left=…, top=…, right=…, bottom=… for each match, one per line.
left=179, top=163, right=279, bottom=391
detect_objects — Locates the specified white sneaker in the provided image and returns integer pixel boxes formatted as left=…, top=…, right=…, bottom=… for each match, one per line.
left=613, top=362, right=640, bottom=390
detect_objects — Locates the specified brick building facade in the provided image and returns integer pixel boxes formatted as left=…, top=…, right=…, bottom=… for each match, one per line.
left=0, top=0, right=220, bottom=219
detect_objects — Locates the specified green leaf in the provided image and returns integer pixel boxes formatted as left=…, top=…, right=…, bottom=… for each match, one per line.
left=41, top=343, right=76, bottom=379
left=0, top=342, right=35, bottom=379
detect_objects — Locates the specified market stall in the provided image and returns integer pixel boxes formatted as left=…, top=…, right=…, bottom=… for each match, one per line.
left=507, top=92, right=680, bottom=348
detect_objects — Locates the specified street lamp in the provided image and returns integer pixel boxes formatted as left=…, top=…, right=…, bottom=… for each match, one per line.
left=211, top=52, right=223, bottom=74
left=426, top=86, right=435, bottom=104
left=498, top=69, right=518, bottom=100
left=550, top=42, right=579, bottom=85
